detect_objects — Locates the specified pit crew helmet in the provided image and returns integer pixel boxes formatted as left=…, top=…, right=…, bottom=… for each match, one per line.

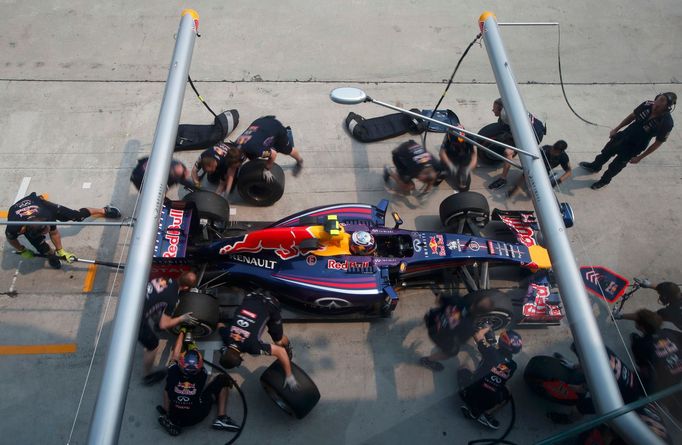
left=179, top=349, right=204, bottom=375
left=350, top=231, right=376, bottom=256
left=498, top=330, right=523, bottom=354
left=220, top=345, right=243, bottom=370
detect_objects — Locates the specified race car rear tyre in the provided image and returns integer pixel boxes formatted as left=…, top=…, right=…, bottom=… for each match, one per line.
left=439, top=192, right=490, bottom=232
left=260, top=360, right=320, bottom=419
left=466, top=289, right=514, bottom=331
left=237, top=160, right=285, bottom=207
left=171, top=291, right=220, bottom=338
left=477, top=123, right=510, bottom=165
left=524, top=355, right=583, bottom=406
left=183, top=190, right=230, bottom=223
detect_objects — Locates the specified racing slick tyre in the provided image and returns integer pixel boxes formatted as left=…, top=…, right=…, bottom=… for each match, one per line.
left=171, top=291, right=220, bottom=338
left=260, top=360, right=320, bottom=419
left=237, top=160, right=285, bottom=207
left=524, top=355, right=583, bottom=406
left=465, top=289, right=514, bottom=331
left=439, top=192, right=490, bottom=233
left=183, top=190, right=230, bottom=224
left=477, top=122, right=509, bottom=165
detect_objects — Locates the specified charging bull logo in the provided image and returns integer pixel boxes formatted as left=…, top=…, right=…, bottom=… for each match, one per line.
left=218, top=227, right=315, bottom=260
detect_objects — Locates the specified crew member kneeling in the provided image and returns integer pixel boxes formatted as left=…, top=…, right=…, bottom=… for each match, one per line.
left=218, top=291, right=299, bottom=390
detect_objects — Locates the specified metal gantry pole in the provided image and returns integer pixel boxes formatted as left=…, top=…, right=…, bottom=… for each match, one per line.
left=86, top=10, right=199, bottom=445
left=478, top=12, right=663, bottom=445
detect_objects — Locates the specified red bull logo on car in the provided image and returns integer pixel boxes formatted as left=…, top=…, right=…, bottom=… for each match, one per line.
left=219, top=227, right=316, bottom=260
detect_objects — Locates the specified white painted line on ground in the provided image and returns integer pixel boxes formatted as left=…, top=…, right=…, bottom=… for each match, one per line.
left=82, top=182, right=91, bottom=189
left=8, top=265, right=20, bottom=294
left=13, top=177, right=31, bottom=203
left=229, top=208, right=236, bottom=216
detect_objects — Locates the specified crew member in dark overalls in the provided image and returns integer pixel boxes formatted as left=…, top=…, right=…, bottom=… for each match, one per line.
left=218, top=291, right=299, bottom=390
left=190, top=142, right=244, bottom=194
left=4, top=192, right=120, bottom=268
left=130, top=157, right=193, bottom=192
left=580, top=93, right=676, bottom=189
left=384, top=139, right=443, bottom=195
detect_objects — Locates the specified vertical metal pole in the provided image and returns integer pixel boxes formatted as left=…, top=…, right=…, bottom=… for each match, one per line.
left=478, top=12, right=663, bottom=445
left=86, top=10, right=199, bottom=445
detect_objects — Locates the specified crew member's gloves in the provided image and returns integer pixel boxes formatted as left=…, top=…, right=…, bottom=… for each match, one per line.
left=283, top=373, right=299, bottom=391
left=158, top=414, right=181, bottom=436
left=262, top=169, right=275, bottom=184
left=56, top=248, right=77, bottom=263
left=550, top=176, right=562, bottom=188
left=180, top=312, right=199, bottom=326
left=19, top=249, right=35, bottom=259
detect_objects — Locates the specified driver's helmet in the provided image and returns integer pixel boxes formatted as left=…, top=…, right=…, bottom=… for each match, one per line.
left=178, top=349, right=204, bottom=375
left=498, top=330, right=522, bottom=354
left=350, top=231, right=376, bottom=256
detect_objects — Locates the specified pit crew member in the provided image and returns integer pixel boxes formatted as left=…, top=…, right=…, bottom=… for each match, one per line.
left=580, top=93, right=676, bottom=190
left=218, top=291, right=298, bottom=390
left=130, top=156, right=193, bottom=192
left=139, top=271, right=199, bottom=385
left=439, top=126, right=477, bottom=191
left=419, top=292, right=494, bottom=372
left=458, top=328, right=522, bottom=430
left=158, top=335, right=239, bottom=436
left=487, top=97, right=546, bottom=190
left=5, top=192, right=121, bottom=269
left=190, top=142, right=244, bottom=195
left=617, top=281, right=682, bottom=331
left=235, top=116, right=304, bottom=178
left=507, top=140, right=571, bottom=198
left=383, top=139, right=443, bottom=195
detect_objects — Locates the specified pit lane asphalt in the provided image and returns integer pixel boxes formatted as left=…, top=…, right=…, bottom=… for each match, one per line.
left=0, top=1, right=680, bottom=444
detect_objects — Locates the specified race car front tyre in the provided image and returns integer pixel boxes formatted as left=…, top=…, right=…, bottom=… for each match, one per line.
left=183, top=190, right=230, bottom=224
left=439, top=192, right=490, bottom=233
left=171, top=291, right=220, bottom=338
left=237, top=160, right=285, bottom=207
left=524, top=355, right=583, bottom=406
left=260, top=360, right=320, bottom=419
left=466, top=289, right=514, bottom=331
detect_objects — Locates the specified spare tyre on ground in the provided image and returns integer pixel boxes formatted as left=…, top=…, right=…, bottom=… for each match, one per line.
left=260, top=360, right=320, bottom=419
left=237, top=160, right=285, bottom=207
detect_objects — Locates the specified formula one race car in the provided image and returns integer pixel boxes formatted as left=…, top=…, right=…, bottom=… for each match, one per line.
left=152, top=191, right=572, bottom=335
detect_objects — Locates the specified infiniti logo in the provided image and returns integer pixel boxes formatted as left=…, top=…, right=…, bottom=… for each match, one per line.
left=314, top=297, right=351, bottom=309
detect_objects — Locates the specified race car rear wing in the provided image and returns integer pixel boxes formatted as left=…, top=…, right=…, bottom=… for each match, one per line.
left=153, top=200, right=197, bottom=259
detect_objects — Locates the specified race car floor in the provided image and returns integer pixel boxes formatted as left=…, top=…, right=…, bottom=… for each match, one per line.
left=0, top=1, right=680, bottom=444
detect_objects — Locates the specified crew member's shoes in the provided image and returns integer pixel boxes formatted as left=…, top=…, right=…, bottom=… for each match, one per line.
left=460, top=405, right=476, bottom=420
left=47, top=253, right=62, bottom=269
left=143, top=369, right=167, bottom=386
left=293, top=160, right=304, bottom=177
left=579, top=161, right=600, bottom=173
left=476, top=413, right=500, bottom=430
left=488, top=178, right=507, bottom=190
left=212, top=415, right=241, bottom=432
left=383, top=165, right=391, bottom=184
left=104, top=205, right=122, bottom=219
left=419, top=357, right=444, bottom=372
left=158, top=414, right=181, bottom=436
left=590, top=180, right=608, bottom=190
